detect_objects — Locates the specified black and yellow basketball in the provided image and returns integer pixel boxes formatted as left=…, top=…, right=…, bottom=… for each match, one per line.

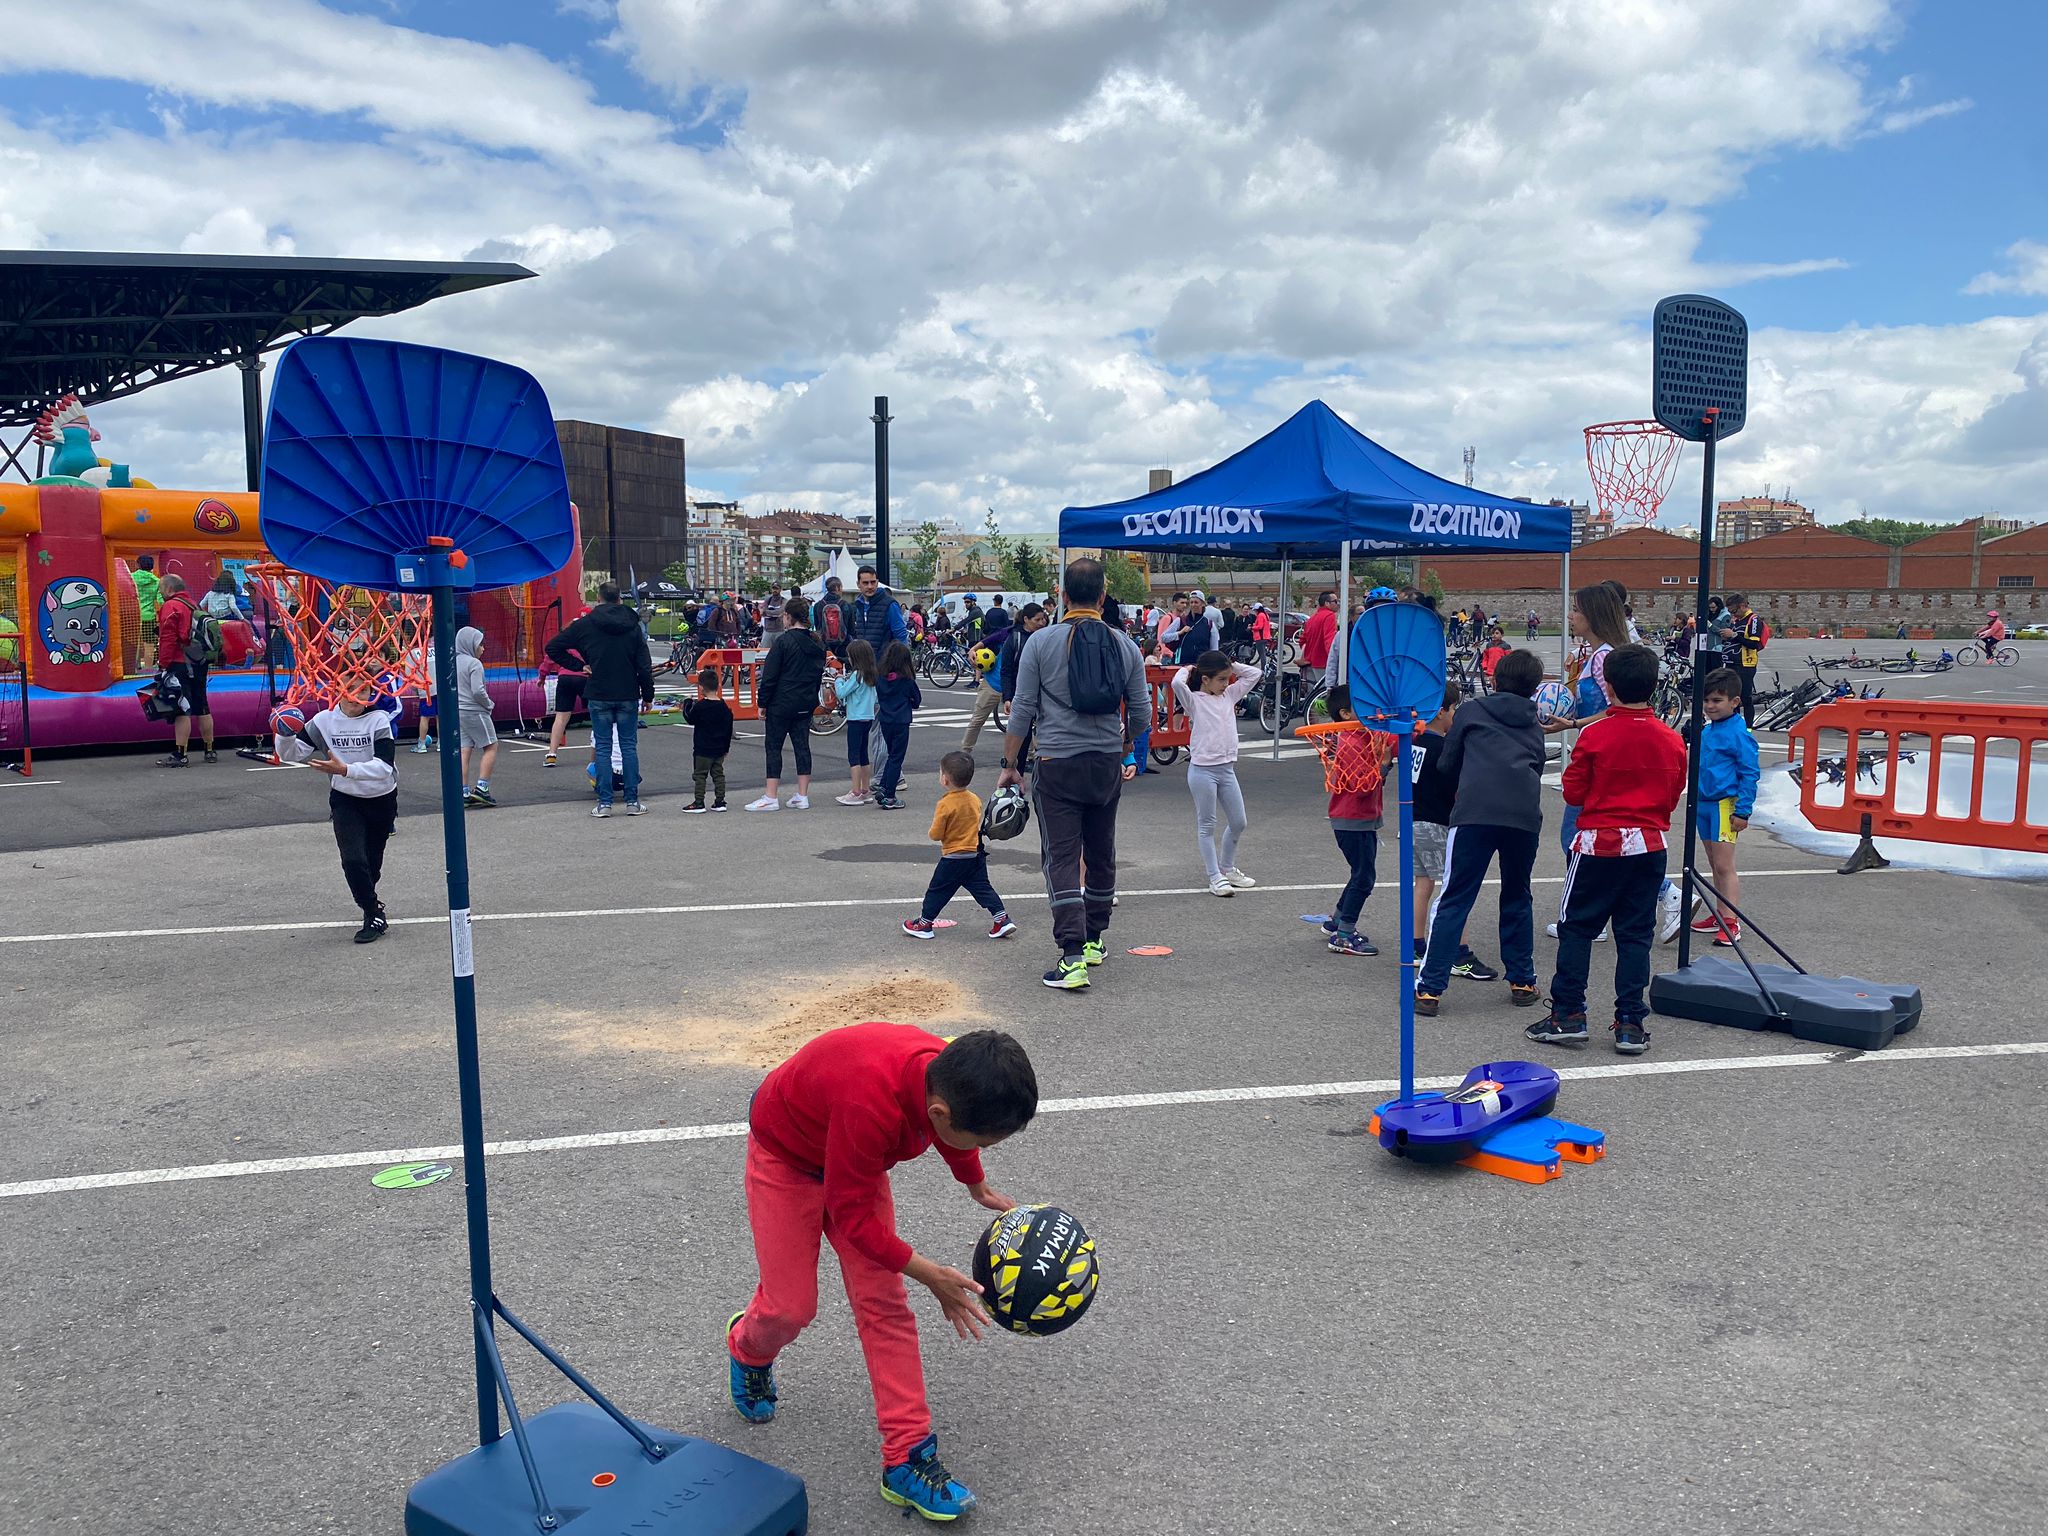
left=972, top=1204, right=1099, bottom=1337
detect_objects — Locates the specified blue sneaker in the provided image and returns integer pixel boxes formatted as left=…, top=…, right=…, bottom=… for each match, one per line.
left=725, top=1311, right=776, bottom=1423
left=1328, top=930, right=1378, bottom=957
left=881, top=1434, right=976, bottom=1522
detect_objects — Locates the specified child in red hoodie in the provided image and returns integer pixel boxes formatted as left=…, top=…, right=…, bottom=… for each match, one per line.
left=1527, top=645, right=1686, bottom=1055
left=729, top=1023, right=1036, bottom=1520
left=1321, top=683, right=1392, bottom=956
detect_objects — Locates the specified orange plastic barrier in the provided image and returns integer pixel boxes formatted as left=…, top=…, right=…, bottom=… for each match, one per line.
left=698, top=647, right=761, bottom=720
left=1787, top=698, right=2048, bottom=855
left=1143, top=662, right=1190, bottom=749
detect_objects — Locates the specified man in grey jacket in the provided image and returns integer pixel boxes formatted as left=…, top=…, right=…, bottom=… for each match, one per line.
left=999, top=558, right=1150, bottom=991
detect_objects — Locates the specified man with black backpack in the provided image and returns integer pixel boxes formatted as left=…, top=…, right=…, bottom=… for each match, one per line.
left=999, top=559, right=1149, bottom=992
left=152, top=574, right=218, bottom=766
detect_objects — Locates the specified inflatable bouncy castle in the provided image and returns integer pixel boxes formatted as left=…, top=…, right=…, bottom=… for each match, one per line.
left=0, top=475, right=583, bottom=754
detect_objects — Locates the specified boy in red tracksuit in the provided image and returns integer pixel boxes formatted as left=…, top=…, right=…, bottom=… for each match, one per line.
left=1320, top=683, right=1389, bottom=956
left=1527, top=645, right=1687, bottom=1055
left=728, top=1023, right=1038, bottom=1521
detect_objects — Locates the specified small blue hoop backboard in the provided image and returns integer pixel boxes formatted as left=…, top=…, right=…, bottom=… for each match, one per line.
left=261, top=337, right=575, bottom=592
left=1652, top=295, right=1748, bottom=442
left=1347, top=602, right=1447, bottom=727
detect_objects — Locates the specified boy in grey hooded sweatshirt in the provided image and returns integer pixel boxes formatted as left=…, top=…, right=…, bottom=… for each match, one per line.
left=448, top=625, right=499, bottom=806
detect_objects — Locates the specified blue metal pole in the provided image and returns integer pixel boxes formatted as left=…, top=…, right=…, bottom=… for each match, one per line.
left=429, top=557, right=498, bottom=1448
left=1396, top=717, right=1416, bottom=1101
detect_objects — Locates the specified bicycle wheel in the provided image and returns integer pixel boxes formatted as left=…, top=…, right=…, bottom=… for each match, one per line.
left=811, top=697, right=846, bottom=736
left=1996, top=644, right=2020, bottom=666
left=924, top=651, right=963, bottom=688
left=1149, top=744, right=1181, bottom=766
left=1957, top=645, right=1979, bottom=666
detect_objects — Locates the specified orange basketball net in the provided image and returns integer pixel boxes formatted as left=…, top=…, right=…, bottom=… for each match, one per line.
left=249, top=562, right=432, bottom=714
left=1293, top=719, right=1389, bottom=796
left=1584, top=419, right=1684, bottom=529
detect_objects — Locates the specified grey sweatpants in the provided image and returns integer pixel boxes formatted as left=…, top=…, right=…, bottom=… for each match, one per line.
left=960, top=683, right=1003, bottom=749
left=1187, top=761, right=1247, bottom=881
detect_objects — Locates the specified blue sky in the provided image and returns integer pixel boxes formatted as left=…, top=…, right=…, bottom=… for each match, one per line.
left=2, top=0, right=2044, bottom=528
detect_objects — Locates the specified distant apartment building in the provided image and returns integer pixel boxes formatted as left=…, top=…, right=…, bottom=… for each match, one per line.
left=1716, top=496, right=1814, bottom=544
left=741, top=510, right=867, bottom=583
left=686, top=500, right=748, bottom=592
left=1562, top=499, right=1606, bottom=547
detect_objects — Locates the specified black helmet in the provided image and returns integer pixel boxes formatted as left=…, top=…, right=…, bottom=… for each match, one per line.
left=981, top=785, right=1031, bottom=841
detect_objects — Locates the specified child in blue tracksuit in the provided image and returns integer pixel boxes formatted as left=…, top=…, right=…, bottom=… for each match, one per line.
left=874, top=640, right=922, bottom=810
left=1691, top=667, right=1761, bottom=944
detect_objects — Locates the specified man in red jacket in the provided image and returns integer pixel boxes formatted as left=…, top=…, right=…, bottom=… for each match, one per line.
left=1298, top=589, right=1337, bottom=684
left=728, top=1024, right=1036, bottom=1520
left=1527, top=645, right=1686, bottom=1055
left=151, top=575, right=216, bottom=765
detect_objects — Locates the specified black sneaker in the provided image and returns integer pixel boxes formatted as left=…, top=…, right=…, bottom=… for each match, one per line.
left=354, top=909, right=388, bottom=945
left=202, top=750, right=219, bottom=763
left=158, top=752, right=188, bottom=767
left=683, top=801, right=707, bottom=814
left=1524, top=1008, right=1590, bottom=1046
left=1041, top=955, right=1091, bottom=990
left=1449, top=950, right=1499, bottom=982
left=1613, top=1021, right=1651, bottom=1055
left=710, top=801, right=729, bottom=812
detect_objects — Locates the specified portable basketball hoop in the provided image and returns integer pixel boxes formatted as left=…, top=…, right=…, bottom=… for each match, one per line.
left=1292, top=719, right=1389, bottom=797
left=1583, top=420, right=1684, bottom=529
left=260, top=336, right=807, bottom=1536
left=248, top=563, right=433, bottom=715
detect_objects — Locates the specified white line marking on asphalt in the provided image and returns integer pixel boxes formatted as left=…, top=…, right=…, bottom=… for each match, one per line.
left=0, top=866, right=1875, bottom=946
left=4, top=1039, right=2041, bottom=1201
left=0, top=777, right=59, bottom=786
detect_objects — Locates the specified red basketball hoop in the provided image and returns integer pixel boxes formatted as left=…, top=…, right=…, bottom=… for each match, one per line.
left=1584, top=419, right=1684, bottom=529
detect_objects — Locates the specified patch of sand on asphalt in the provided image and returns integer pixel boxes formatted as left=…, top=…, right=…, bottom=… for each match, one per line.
left=540, top=972, right=984, bottom=1070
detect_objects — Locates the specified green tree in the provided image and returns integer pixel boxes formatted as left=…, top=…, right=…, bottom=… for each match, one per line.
left=662, top=560, right=692, bottom=588
left=981, top=508, right=1015, bottom=581
left=1003, top=541, right=1049, bottom=594
left=743, top=572, right=773, bottom=598
left=1418, top=566, right=1447, bottom=606
left=1103, top=551, right=1149, bottom=605
left=784, top=542, right=817, bottom=588
left=960, top=549, right=986, bottom=581
left=897, top=520, right=943, bottom=591
left=1833, top=517, right=1948, bottom=547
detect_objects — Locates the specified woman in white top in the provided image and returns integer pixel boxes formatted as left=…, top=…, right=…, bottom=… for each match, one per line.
left=1169, top=650, right=1263, bottom=896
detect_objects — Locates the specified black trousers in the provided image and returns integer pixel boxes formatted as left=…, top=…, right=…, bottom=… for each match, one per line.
left=1032, top=753, right=1123, bottom=952
left=762, top=708, right=812, bottom=780
left=920, top=854, right=1006, bottom=922
left=331, top=789, right=397, bottom=917
left=1736, top=663, right=1757, bottom=727
left=1548, top=848, right=1667, bottom=1025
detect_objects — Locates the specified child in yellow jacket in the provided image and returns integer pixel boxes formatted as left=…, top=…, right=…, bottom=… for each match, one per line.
left=901, top=751, right=1017, bottom=941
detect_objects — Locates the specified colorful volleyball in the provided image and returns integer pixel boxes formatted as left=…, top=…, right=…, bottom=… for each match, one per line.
left=270, top=705, right=307, bottom=738
left=1533, top=680, right=1576, bottom=725
left=972, top=1204, right=1099, bottom=1337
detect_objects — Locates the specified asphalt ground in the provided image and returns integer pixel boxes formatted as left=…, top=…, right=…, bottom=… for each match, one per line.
left=3, top=658, right=2047, bottom=1535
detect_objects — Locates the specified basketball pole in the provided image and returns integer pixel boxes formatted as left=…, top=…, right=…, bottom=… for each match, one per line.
left=423, top=540, right=498, bottom=1450
left=1396, top=706, right=1416, bottom=1102
left=1676, top=409, right=1721, bottom=970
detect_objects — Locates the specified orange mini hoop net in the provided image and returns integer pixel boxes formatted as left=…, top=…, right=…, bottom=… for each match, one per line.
left=1293, top=719, right=1388, bottom=796
left=250, top=563, right=433, bottom=716
left=1584, top=419, right=1684, bottom=529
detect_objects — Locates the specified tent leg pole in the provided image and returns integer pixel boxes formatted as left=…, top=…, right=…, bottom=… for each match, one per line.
left=1560, top=550, right=1571, bottom=679
left=1336, top=543, right=1350, bottom=686
left=1273, top=555, right=1289, bottom=760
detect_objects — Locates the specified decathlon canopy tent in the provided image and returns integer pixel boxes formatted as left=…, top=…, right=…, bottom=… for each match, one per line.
left=1056, top=400, right=1577, bottom=752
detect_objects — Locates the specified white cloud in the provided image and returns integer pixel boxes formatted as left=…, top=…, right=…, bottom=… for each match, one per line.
left=1965, top=241, right=2048, bottom=298
left=3, top=0, right=2042, bottom=538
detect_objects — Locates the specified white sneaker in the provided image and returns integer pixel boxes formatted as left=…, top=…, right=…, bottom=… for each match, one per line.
left=787, top=794, right=810, bottom=810
left=591, top=804, right=610, bottom=819
left=1657, top=882, right=1683, bottom=945
left=744, top=796, right=780, bottom=812
left=1208, top=876, right=1235, bottom=897
left=1224, top=868, right=1257, bottom=889
left=1546, top=921, right=1610, bottom=942
left=835, top=792, right=867, bottom=806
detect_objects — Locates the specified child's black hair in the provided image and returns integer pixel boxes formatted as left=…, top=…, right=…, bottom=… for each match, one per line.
left=696, top=667, right=719, bottom=692
left=880, top=640, right=914, bottom=677
left=1191, top=649, right=1232, bottom=684
left=1324, top=681, right=1353, bottom=721
left=940, top=750, right=974, bottom=787
left=927, top=1030, right=1038, bottom=1137
left=1442, top=679, right=1463, bottom=711
left=1604, top=644, right=1658, bottom=705
left=1702, top=666, right=1743, bottom=700
left=1493, top=650, right=1543, bottom=698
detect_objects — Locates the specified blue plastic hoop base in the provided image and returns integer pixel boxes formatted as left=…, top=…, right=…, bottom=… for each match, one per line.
left=405, top=1403, right=808, bottom=1535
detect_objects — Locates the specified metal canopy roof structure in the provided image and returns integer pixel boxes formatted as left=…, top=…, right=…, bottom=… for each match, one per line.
left=0, top=250, right=533, bottom=482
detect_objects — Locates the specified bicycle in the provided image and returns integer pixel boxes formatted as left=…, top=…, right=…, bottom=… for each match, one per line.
left=1958, top=642, right=2019, bottom=667
left=1916, top=650, right=1956, bottom=674
left=656, top=633, right=708, bottom=677
left=917, top=638, right=969, bottom=688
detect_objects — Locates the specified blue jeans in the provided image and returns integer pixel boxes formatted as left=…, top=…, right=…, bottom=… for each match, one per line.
left=1418, top=824, right=1539, bottom=992
left=588, top=700, right=640, bottom=807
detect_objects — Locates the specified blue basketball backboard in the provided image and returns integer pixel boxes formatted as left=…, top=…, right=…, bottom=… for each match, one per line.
left=1347, top=602, right=1447, bottom=725
left=261, top=337, right=575, bottom=592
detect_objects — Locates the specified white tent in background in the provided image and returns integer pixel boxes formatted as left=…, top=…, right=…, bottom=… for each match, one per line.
left=801, top=546, right=862, bottom=600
